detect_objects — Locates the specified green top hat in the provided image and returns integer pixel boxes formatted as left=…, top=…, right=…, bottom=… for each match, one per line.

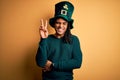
left=49, top=1, right=74, bottom=29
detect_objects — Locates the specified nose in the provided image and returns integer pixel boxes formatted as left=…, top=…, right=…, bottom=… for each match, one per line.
left=59, top=23, right=63, bottom=28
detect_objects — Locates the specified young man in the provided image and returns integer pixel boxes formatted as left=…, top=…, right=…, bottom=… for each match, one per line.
left=36, top=1, right=82, bottom=80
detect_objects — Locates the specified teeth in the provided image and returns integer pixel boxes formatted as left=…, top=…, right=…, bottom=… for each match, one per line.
left=58, top=29, right=62, bottom=31
left=58, top=28, right=62, bottom=30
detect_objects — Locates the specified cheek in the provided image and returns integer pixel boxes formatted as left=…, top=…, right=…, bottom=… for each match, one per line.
left=54, top=24, right=59, bottom=28
left=64, top=26, right=68, bottom=30
left=54, top=26, right=58, bottom=30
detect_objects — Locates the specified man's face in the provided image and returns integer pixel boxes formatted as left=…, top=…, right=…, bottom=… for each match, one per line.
left=54, top=18, right=68, bottom=36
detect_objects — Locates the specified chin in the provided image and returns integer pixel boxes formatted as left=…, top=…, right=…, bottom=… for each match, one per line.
left=57, top=31, right=64, bottom=35
left=56, top=32, right=64, bottom=36
left=57, top=33, right=63, bottom=35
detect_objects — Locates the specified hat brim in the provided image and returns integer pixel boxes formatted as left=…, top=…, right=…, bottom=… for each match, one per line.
left=49, top=15, right=74, bottom=29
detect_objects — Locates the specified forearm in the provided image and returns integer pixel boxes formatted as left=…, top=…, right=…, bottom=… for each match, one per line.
left=53, top=58, right=82, bottom=71
left=36, top=39, right=48, bottom=67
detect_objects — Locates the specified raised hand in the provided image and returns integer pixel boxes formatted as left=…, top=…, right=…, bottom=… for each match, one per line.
left=39, top=19, right=48, bottom=38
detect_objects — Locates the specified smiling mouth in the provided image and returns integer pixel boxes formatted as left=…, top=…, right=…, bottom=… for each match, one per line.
left=57, top=28, right=64, bottom=31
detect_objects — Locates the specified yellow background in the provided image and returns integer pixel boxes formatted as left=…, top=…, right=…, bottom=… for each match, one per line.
left=0, top=0, right=120, bottom=80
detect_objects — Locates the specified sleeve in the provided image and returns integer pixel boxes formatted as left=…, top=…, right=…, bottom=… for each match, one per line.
left=53, top=36, right=82, bottom=71
left=36, top=38, right=48, bottom=67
